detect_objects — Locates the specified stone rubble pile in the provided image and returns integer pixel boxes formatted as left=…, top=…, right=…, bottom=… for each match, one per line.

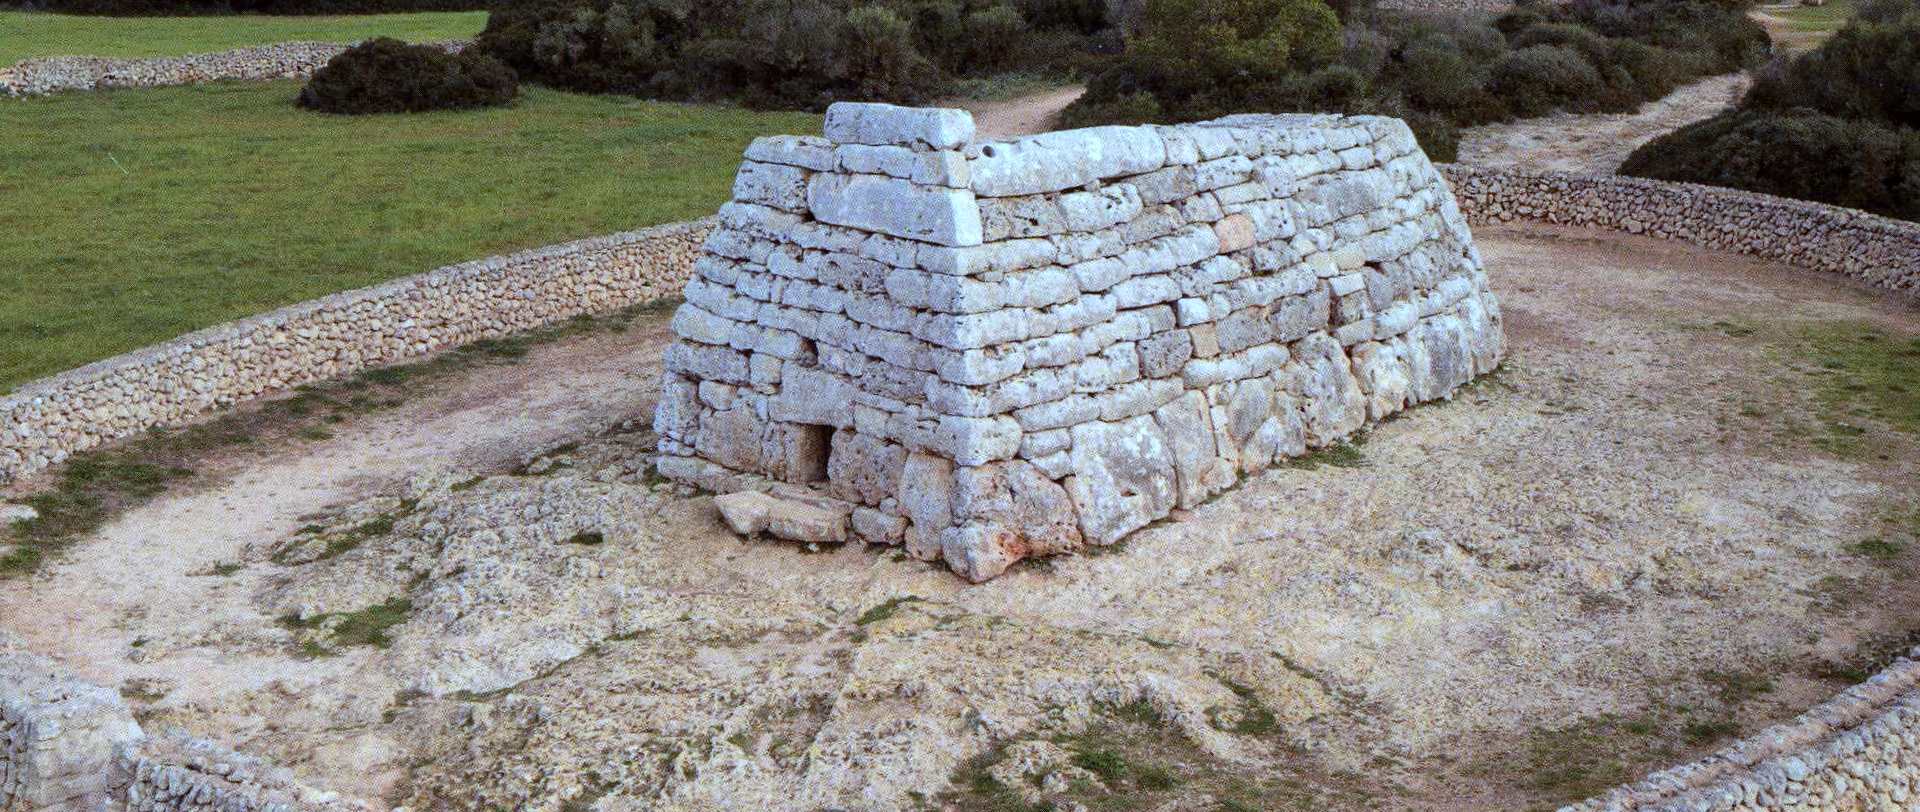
left=0, top=643, right=364, bottom=811
left=0, top=40, right=468, bottom=97
left=655, top=102, right=1507, bottom=581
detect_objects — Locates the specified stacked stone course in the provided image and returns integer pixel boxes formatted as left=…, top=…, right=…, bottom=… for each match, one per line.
left=655, top=103, right=1507, bottom=581
left=0, top=40, right=468, bottom=97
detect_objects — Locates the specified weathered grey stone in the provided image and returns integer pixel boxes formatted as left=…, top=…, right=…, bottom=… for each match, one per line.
left=899, top=452, right=955, bottom=560
left=1137, top=330, right=1194, bottom=379
left=823, top=102, right=975, bottom=150
left=828, top=430, right=907, bottom=505
left=970, top=126, right=1168, bottom=197
left=1065, top=415, right=1178, bottom=545
left=714, top=491, right=850, bottom=543
left=808, top=174, right=983, bottom=247
left=745, top=135, right=837, bottom=171
left=1153, top=391, right=1233, bottom=509
left=733, top=161, right=810, bottom=212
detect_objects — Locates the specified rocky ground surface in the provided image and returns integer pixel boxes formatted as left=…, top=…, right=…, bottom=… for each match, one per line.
left=1455, top=73, right=1752, bottom=174
left=3, top=223, right=1919, bottom=811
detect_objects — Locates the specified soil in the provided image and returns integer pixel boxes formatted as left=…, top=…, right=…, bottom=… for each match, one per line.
left=1455, top=72, right=1752, bottom=173
left=3, top=223, right=1919, bottom=811
left=961, top=84, right=1086, bottom=141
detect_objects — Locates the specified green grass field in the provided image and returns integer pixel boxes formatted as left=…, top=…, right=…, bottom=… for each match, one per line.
left=0, top=9, right=486, bottom=64
left=1765, top=0, right=1856, bottom=32
left=0, top=81, right=816, bottom=391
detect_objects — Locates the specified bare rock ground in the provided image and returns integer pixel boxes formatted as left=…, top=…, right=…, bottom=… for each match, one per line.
left=1456, top=73, right=1752, bottom=173
left=3, top=224, right=1919, bottom=810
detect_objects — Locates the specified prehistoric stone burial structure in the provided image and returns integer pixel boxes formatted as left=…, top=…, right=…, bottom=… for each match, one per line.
left=654, top=103, right=1505, bottom=581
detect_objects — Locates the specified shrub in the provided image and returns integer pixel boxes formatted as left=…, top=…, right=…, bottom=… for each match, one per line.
left=1488, top=44, right=1602, bottom=118
left=296, top=38, right=518, bottom=114
left=1744, top=15, right=1920, bottom=130
left=476, top=0, right=1105, bottom=108
left=1620, top=109, right=1920, bottom=221
left=1398, top=36, right=1478, bottom=114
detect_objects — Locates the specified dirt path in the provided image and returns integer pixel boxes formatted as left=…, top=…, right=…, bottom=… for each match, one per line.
left=961, top=84, right=1086, bottom=140
left=3, top=225, right=1919, bottom=810
left=1456, top=72, right=1751, bottom=173
left=0, top=326, right=675, bottom=714
left=1750, top=1, right=1836, bottom=53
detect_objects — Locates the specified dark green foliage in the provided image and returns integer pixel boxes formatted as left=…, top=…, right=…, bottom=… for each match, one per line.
left=1621, top=10, right=1920, bottom=222
left=1489, top=44, right=1603, bottom=118
left=1066, top=0, right=1764, bottom=162
left=297, top=38, right=518, bottom=114
left=477, top=0, right=1107, bottom=108
left=26, top=0, right=482, bottom=14
left=1744, top=14, right=1920, bottom=129
left=1620, top=109, right=1920, bottom=221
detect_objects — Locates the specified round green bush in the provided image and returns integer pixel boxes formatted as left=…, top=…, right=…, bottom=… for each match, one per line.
left=296, top=38, right=518, bottom=114
left=1621, top=109, right=1920, bottom=221
left=1744, top=15, right=1920, bottom=130
left=1489, top=44, right=1602, bottom=118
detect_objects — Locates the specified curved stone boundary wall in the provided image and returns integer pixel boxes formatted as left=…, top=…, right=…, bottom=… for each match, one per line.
left=0, top=219, right=712, bottom=484
left=1562, top=647, right=1920, bottom=811
left=0, top=39, right=468, bottom=97
left=1441, top=165, right=1920, bottom=301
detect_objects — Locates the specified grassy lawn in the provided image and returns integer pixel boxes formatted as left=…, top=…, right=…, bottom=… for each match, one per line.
left=0, top=81, right=816, bottom=392
left=1764, top=0, right=1856, bottom=32
left=0, top=9, right=486, bottom=64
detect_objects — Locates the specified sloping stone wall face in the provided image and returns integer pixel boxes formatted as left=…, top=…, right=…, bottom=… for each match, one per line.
left=654, top=104, right=1507, bottom=581
left=0, top=220, right=710, bottom=485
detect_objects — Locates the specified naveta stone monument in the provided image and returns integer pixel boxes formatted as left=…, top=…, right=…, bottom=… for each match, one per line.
left=653, top=102, right=1505, bottom=581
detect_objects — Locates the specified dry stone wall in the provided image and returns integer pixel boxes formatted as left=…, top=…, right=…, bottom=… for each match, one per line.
left=654, top=103, right=1507, bottom=581
left=0, top=40, right=468, bottom=97
left=1564, top=647, right=1920, bottom=812
left=0, top=220, right=710, bottom=485
left=1443, top=165, right=1920, bottom=301
left=0, top=642, right=360, bottom=812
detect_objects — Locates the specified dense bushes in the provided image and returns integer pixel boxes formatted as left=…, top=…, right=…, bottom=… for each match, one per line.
left=1621, top=4, right=1920, bottom=221
left=1621, top=110, right=1920, bottom=220
left=1063, top=0, right=1767, bottom=161
left=20, top=0, right=483, bottom=13
left=297, top=37, right=517, bottom=114
left=474, top=0, right=1109, bottom=108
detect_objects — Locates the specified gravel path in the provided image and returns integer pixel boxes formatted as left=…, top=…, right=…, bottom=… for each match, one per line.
left=1456, top=72, right=1751, bottom=173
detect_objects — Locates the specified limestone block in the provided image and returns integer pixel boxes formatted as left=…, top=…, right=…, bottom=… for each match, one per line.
left=980, top=195, right=1071, bottom=241
left=934, top=414, right=1022, bottom=465
left=1153, top=391, right=1234, bottom=509
left=770, top=366, right=858, bottom=430
left=1065, top=415, right=1178, bottom=545
left=970, top=126, right=1168, bottom=197
left=808, top=173, right=984, bottom=247
left=853, top=507, right=908, bottom=544
left=823, top=102, right=975, bottom=150
left=744, top=135, right=837, bottom=171
left=733, top=161, right=810, bottom=212
left=669, top=304, right=737, bottom=347
left=1287, top=333, right=1367, bottom=445
left=1214, top=214, right=1257, bottom=253
left=836, top=143, right=922, bottom=178
left=714, top=491, right=850, bottom=543
left=1059, top=185, right=1144, bottom=232
left=1269, top=289, right=1332, bottom=343
left=828, top=430, right=908, bottom=506
left=695, top=406, right=767, bottom=472
left=899, top=452, right=955, bottom=560
left=1137, top=330, right=1194, bottom=379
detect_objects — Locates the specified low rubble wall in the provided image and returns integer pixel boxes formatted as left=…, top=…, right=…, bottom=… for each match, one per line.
left=1442, top=165, right=1920, bottom=301
left=0, top=220, right=711, bottom=484
left=0, top=40, right=468, bottom=97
